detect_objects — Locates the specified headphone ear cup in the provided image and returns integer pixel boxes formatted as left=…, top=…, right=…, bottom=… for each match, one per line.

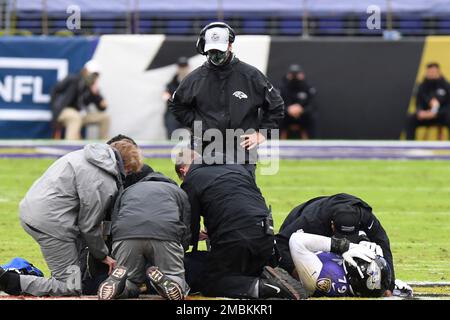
left=196, top=35, right=206, bottom=55
left=227, top=27, right=236, bottom=43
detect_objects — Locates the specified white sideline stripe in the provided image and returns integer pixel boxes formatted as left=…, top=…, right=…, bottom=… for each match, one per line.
left=35, top=147, right=69, bottom=155
left=265, top=185, right=450, bottom=192
left=0, top=140, right=449, bottom=148
left=0, top=109, right=52, bottom=121
left=408, top=281, right=450, bottom=286
left=269, top=140, right=450, bottom=148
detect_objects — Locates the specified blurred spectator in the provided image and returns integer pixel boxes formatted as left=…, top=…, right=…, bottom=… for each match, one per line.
left=162, top=57, right=190, bottom=138
left=51, top=60, right=110, bottom=140
left=406, top=62, right=450, bottom=140
left=280, top=64, right=317, bottom=139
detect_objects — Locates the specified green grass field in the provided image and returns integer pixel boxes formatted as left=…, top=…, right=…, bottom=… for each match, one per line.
left=0, top=158, right=449, bottom=283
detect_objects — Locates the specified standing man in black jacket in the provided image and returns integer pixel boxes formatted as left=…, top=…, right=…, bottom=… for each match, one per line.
left=174, top=149, right=305, bottom=300
left=280, top=64, right=317, bottom=139
left=169, top=22, right=284, bottom=176
left=406, top=62, right=450, bottom=140
left=163, top=57, right=190, bottom=138
left=275, top=193, right=396, bottom=295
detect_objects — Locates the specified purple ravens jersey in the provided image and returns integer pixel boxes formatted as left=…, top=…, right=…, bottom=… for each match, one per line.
left=313, top=252, right=350, bottom=297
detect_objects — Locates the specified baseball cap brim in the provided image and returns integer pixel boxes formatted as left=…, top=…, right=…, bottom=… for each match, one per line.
left=204, top=42, right=228, bottom=52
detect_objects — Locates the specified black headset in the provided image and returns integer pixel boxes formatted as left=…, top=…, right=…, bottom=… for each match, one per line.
left=196, top=22, right=236, bottom=55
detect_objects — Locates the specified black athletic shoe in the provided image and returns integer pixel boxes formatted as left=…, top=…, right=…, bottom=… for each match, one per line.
left=259, top=266, right=307, bottom=300
left=146, top=266, right=184, bottom=300
left=97, top=266, right=128, bottom=300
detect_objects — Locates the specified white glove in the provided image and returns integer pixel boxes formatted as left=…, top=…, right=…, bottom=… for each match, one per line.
left=342, top=244, right=376, bottom=278
left=393, top=279, right=413, bottom=297
left=359, top=241, right=384, bottom=257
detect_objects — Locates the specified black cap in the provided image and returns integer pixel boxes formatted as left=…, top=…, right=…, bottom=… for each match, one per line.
left=288, top=64, right=303, bottom=74
left=177, top=56, right=189, bottom=67
left=332, top=206, right=362, bottom=243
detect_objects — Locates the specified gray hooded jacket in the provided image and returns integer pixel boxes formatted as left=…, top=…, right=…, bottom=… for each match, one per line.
left=111, top=172, right=191, bottom=250
left=19, top=143, right=121, bottom=260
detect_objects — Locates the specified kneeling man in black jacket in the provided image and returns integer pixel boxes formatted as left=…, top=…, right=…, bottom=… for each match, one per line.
left=276, top=193, right=396, bottom=295
left=97, top=172, right=192, bottom=300
left=174, top=149, right=306, bottom=300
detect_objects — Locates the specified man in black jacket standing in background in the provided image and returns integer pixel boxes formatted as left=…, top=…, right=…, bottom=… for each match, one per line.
left=169, top=22, right=284, bottom=177
left=406, top=62, right=450, bottom=140
left=280, top=64, right=317, bottom=140
left=163, top=57, right=190, bottom=138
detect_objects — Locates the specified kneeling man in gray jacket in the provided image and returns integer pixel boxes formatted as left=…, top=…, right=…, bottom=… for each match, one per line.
left=98, top=172, right=191, bottom=300
left=0, top=141, right=143, bottom=297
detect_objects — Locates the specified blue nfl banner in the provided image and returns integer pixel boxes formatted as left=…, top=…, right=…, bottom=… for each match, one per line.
left=0, top=37, right=97, bottom=138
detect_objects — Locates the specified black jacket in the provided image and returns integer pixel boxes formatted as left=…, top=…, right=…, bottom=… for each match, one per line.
left=111, top=172, right=191, bottom=250
left=165, top=74, right=181, bottom=110
left=50, top=74, right=105, bottom=121
left=169, top=56, right=284, bottom=140
left=416, top=77, right=450, bottom=115
left=181, top=163, right=270, bottom=249
left=124, top=164, right=154, bottom=188
left=280, top=78, right=316, bottom=114
left=275, top=193, right=396, bottom=291
left=166, top=74, right=181, bottom=96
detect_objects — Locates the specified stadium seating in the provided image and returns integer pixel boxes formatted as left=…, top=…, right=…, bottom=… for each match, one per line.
left=437, top=18, right=450, bottom=34
left=396, top=17, right=425, bottom=35
left=316, top=17, right=346, bottom=35
left=358, top=17, right=384, bottom=35
left=92, top=20, right=118, bottom=35
left=138, top=20, right=152, bottom=34
left=241, top=19, right=268, bottom=34
left=5, top=0, right=450, bottom=36
left=165, top=20, right=192, bottom=35
left=278, top=19, right=303, bottom=35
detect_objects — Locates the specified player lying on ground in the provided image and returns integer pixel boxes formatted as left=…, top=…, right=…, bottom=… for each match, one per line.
left=97, top=171, right=192, bottom=300
left=289, top=231, right=391, bottom=297
left=276, top=193, right=396, bottom=294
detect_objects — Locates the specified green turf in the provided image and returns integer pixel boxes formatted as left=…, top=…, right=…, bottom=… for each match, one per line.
left=0, top=158, right=449, bottom=283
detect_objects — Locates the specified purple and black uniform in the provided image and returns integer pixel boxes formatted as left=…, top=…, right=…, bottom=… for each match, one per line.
left=313, top=252, right=350, bottom=297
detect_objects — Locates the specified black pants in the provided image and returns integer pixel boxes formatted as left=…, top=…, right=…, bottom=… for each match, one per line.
left=164, top=109, right=183, bottom=139
left=184, top=251, right=209, bottom=294
left=281, top=111, right=317, bottom=139
left=200, top=226, right=275, bottom=299
left=242, top=163, right=256, bottom=180
left=406, top=112, right=450, bottom=140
